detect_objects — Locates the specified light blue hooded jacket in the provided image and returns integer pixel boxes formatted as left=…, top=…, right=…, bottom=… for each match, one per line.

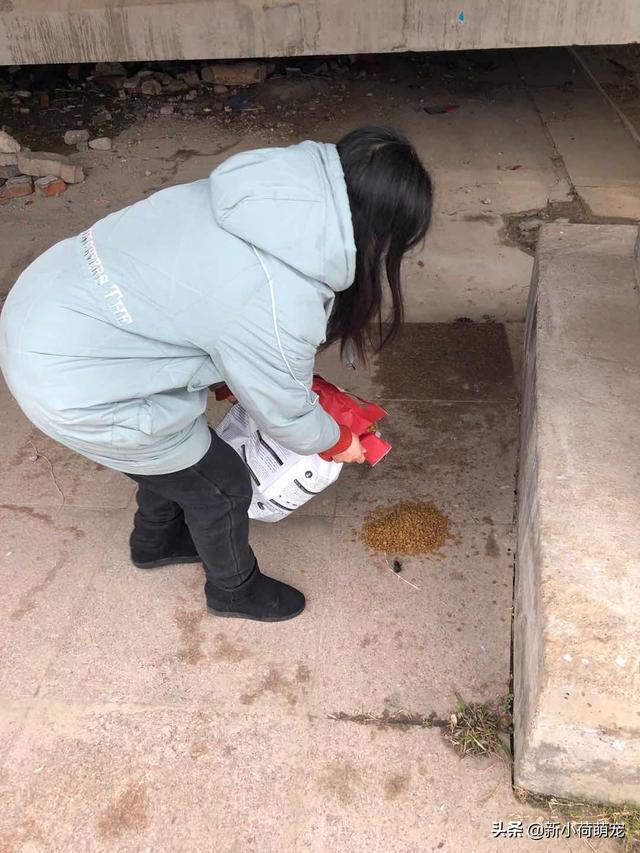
left=0, top=141, right=356, bottom=475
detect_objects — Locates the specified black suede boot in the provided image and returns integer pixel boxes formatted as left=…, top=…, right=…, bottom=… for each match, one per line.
left=206, top=564, right=305, bottom=622
left=131, top=525, right=201, bottom=570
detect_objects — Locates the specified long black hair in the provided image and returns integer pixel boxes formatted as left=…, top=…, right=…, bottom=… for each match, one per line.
left=326, top=126, right=432, bottom=360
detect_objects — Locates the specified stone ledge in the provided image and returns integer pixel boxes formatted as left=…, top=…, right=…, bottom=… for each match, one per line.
left=514, top=223, right=640, bottom=804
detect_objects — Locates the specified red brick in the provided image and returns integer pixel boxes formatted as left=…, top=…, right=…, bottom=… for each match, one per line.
left=34, top=175, right=67, bottom=197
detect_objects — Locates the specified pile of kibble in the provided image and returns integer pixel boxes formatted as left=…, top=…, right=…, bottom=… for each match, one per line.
left=360, top=500, right=452, bottom=555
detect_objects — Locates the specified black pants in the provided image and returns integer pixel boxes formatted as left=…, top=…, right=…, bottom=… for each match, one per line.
left=124, top=429, right=256, bottom=590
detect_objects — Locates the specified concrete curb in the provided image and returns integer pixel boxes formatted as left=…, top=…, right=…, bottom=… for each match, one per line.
left=514, top=223, right=640, bottom=805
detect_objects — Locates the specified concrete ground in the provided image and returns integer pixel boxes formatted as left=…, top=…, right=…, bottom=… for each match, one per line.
left=1, top=47, right=636, bottom=851
left=0, top=323, right=590, bottom=853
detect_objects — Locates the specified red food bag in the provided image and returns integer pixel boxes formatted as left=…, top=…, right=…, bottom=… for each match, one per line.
left=313, top=375, right=392, bottom=466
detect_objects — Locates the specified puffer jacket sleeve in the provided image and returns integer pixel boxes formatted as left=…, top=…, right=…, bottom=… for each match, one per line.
left=210, top=324, right=341, bottom=456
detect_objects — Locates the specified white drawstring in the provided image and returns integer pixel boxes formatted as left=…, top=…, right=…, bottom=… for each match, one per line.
left=252, top=246, right=318, bottom=406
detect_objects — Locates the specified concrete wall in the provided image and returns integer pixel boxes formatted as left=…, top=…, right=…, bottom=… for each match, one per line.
left=2, top=1, right=640, bottom=65
left=514, top=224, right=640, bottom=805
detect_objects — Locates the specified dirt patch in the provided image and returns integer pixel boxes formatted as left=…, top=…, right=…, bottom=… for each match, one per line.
left=174, top=607, right=206, bottom=665
left=97, top=780, right=149, bottom=840
left=371, top=322, right=515, bottom=402
left=463, top=212, right=500, bottom=224
left=0, top=503, right=54, bottom=528
left=384, top=771, right=411, bottom=799
left=360, top=500, right=452, bottom=555
left=295, top=662, right=311, bottom=683
left=319, top=760, right=361, bottom=805
left=9, top=548, right=68, bottom=621
left=212, top=632, right=251, bottom=663
left=189, top=740, right=209, bottom=759
left=485, top=529, right=500, bottom=558
left=240, top=665, right=301, bottom=707
left=503, top=196, right=638, bottom=255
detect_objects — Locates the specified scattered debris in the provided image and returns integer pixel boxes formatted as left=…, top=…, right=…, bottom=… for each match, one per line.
left=89, top=136, right=111, bottom=150
left=497, top=163, right=523, bottom=171
left=0, top=162, right=20, bottom=179
left=63, top=128, right=89, bottom=145
left=201, top=60, right=274, bottom=87
left=361, top=500, right=452, bottom=555
left=224, top=93, right=252, bottom=112
left=384, top=556, right=419, bottom=590
left=199, top=65, right=216, bottom=84
left=516, top=789, right=640, bottom=849
left=0, top=129, right=21, bottom=153
left=258, top=77, right=330, bottom=105
left=94, top=73, right=127, bottom=91
left=178, top=70, right=200, bottom=88
left=34, top=175, right=67, bottom=197
left=123, top=75, right=141, bottom=92
left=517, top=216, right=544, bottom=233
left=0, top=174, right=33, bottom=199
left=140, top=78, right=163, bottom=96
left=94, top=61, right=127, bottom=78
left=92, top=108, right=113, bottom=125
left=481, top=197, right=492, bottom=205
left=17, top=151, right=84, bottom=184
left=501, top=195, right=636, bottom=255
left=424, top=103, right=459, bottom=114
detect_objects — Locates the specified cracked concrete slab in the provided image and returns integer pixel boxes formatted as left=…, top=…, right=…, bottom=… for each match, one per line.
left=0, top=321, right=526, bottom=851
left=299, top=720, right=527, bottom=853
left=334, top=401, right=518, bottom=524
left=308, top=518, right=513, bottom=718
left=0, top=505, right=121, bottom=699
left=0, top=700, right=309, bottom=853
left=0, top=315, right=625, bottom=849
left=40, top=513, right=332, bottom=712
left=526, top=81, right=640, bottom=219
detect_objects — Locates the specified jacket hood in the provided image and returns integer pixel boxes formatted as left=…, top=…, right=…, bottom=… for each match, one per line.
left=209, top=141, right=356, bottom=292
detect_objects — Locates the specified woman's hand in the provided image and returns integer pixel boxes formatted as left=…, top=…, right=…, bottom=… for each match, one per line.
left=333, top=433, right=366, bottom=464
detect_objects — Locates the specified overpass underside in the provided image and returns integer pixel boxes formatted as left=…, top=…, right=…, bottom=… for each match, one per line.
left=2, top=1, right=640, bottom=65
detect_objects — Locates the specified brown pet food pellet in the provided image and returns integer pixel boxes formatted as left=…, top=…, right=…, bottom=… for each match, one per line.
left=360, top=500, right=452, bottom=555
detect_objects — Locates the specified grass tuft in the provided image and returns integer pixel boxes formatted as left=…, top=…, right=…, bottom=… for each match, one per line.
left=516, top=789, right=640, bottom=851
left=444, top=694, right=513, bottom=759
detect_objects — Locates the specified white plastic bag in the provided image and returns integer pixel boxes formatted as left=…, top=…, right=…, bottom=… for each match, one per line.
left=216, top=404, right=342, bottom=522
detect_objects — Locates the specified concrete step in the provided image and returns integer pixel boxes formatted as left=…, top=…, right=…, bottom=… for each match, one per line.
left=514, top=223, right=640, bottom=804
